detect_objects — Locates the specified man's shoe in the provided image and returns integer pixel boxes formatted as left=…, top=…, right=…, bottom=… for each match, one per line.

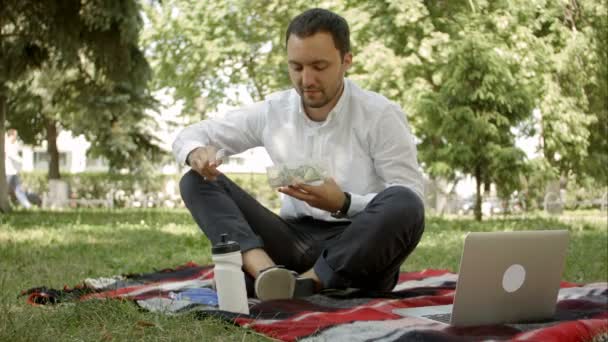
left=254, top=266, right=316, bottom=301
left=293, top=277, right=316, bottom=298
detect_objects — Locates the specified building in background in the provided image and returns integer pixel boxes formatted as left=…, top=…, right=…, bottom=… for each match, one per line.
left=19, top=132, right=102, bottom=174
left=16, top=88, right=272, bottom=175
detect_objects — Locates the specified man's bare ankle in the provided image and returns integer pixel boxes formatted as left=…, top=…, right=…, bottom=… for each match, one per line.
left=299, top=269, right=323, bottom=291
left=242, top=248, right=275, bottom=278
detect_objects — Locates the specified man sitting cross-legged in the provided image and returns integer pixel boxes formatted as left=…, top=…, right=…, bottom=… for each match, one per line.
left=173, top=8, right=425, bottom=300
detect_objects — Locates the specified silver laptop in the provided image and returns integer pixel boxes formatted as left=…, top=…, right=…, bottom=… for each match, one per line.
left=393, top=230, right=569, bottom=327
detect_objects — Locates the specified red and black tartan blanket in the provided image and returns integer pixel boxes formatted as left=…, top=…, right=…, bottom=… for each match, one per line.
left=22, top=262, right=608, bottom=341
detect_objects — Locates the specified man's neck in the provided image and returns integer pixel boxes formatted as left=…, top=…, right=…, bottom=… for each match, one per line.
left=304, top=82, right=345, bottom=122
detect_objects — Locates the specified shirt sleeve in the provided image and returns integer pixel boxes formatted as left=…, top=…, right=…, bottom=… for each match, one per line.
left=172, top=101, right=267, bottom=165
left=347, top=104, right=424, bottom=217
left=347, top=193, right=377, bottom=217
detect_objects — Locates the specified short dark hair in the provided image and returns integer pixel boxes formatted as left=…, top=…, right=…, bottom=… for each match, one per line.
left=285, top=8, right=351, bottom=58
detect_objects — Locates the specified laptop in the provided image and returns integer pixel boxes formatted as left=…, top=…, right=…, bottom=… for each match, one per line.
left=393, top=230, right=569, bottom=327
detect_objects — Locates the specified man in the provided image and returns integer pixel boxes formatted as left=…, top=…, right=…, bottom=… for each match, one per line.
left=173, top=8, right=424, bottom=300
left=5, top=129, right=32, bottom=209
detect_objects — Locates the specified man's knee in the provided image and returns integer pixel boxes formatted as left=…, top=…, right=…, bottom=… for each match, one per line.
left=179, top=169, right=202, bottom=203
left=179, top=171, right=230, bottom=205
left=376, top=186, right=425, bottom=232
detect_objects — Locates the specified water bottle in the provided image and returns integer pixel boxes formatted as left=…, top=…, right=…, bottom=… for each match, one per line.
left=211, top=234, right=249, bottom=314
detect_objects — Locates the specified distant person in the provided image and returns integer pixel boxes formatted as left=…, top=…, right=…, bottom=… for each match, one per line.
left=5, top=129, right=32, bottom=209
left=173, top=8, right=424, bottom=300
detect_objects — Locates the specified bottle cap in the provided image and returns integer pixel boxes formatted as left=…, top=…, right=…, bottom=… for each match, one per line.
left=212, top=234, right=240, bottom=254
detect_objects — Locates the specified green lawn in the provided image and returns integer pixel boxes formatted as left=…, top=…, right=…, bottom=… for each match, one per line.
left=1, top=209, right=606, bottom=341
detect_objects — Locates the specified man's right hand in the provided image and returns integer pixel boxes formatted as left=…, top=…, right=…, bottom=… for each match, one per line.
left=187, top=146, right=223, bottom=181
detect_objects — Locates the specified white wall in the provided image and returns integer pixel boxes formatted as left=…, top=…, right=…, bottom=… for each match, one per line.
left=20, top=131, right=95, bottom=173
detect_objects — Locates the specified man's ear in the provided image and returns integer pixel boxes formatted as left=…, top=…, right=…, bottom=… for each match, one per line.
left=342, top=52, right=353, bottom=71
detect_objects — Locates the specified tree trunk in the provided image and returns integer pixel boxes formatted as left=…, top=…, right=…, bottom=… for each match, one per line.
left=484, top=180, right=491, bottom=193
left=0, top=85, right=11, bottom=213
left=474, top=165, right=483, bottom=221
left=47, top=119, right=60, bottom=180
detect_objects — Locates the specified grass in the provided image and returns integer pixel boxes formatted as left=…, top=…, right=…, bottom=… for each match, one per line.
left=0, top=209, right=606, bottom=341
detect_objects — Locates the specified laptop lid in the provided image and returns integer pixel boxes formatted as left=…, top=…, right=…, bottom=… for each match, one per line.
left=450, top=229, right=569, bottom=326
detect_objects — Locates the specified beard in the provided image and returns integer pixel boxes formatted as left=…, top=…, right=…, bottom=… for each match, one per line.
left=299, top=81, right=342, bottom=109
left=301, top=89, right=330, bottom=108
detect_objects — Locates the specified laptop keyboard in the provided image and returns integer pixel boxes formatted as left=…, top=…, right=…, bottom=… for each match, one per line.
left=422, top=313, right=452, bottom=324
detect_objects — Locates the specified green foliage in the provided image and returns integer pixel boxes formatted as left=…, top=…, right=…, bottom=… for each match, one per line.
left=1, top=0, right=163, bottom=177
left=1, top=0, right=148, bottom=87
left=581, top=1, right=608, bottom=185
left=63, top=78, right=165, bottom=172
left=229, top=173, right=281, bottom=211
left=539, top=28, right=596, bottom=176
left=344, top=0, right=606, bottom=218
left=4, top=78, right=46, bottom=144
left=413, top=26, right=536, bottom=219
left=532, top=0, right=608, bottom=184
left=21, top=172, right=179, bottom=207
left=20, top=171, right=281, bottom=210
left=519, top=157, right=559, bottom=210
left=519, top=158, right=606, bottom=211
left=5, top=1, right=604, bottom=212
left=141, top=0, right=313, bottom=117
left=564, top=175, right=608, bottom=210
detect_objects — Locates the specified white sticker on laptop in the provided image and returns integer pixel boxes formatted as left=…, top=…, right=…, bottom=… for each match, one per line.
left=502, top=264, right=526, bottom=293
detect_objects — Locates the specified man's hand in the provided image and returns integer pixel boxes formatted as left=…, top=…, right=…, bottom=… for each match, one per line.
left=278, top=178, right=345, bottom=213
left=187, top=146, right=223, bottom=181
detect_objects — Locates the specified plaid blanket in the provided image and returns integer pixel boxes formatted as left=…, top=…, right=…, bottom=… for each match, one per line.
left=22, top=262, right=608, bottom=341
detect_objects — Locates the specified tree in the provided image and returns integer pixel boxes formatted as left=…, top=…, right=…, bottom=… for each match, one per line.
left=534, top=1, right=605, bottom=186
left=345, top=0, right=543, bottom=219
left=9, top=66, right=163, bottom=176
left=503, top=0, right=608, bottom=191
left=345, top=0, right=469, bottom=106
left=1, top=1, right=158, bottom=211
left=66, top=81, right=163, bottom=173
left=141, top=0, right=356, bottom=118
left=584, top=3, right=608, bottom=186
left=138, top=0, right=605, bottom=220
left=414, top=28, right=536, bottom=220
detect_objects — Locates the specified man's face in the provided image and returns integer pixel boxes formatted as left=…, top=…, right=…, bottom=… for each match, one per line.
left=287, top=32, right=352, bottom=111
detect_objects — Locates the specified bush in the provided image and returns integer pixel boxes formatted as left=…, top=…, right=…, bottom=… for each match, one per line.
left=564, top=177, right=607, bottom=210
left=21, top=171, right=281, bottom=211
left=227, top=173, right=281, bottom=211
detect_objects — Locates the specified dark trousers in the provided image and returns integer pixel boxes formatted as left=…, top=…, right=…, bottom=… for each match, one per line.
left=180, top=171, right=425, bottom=291
left=6, top=174, right=32, bottom=208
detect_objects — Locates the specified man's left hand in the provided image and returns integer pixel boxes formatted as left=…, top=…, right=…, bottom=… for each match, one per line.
left=278, top=178, right=345, bottom=213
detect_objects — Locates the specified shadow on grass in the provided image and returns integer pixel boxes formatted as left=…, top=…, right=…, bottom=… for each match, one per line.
left=0, top=220, right=272, bottom=342
left=2, top=220, right=212, bottom=295
left=2, top=210, right=606, bottom=288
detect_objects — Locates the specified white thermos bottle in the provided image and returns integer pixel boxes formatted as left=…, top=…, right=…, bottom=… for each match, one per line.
left=211, top=234, right=249, bottom=314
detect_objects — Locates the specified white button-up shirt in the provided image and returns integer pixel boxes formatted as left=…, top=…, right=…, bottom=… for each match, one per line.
left=173, top=79, right=423, bottom=221
left=4, top=138, right=22, bottom=176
